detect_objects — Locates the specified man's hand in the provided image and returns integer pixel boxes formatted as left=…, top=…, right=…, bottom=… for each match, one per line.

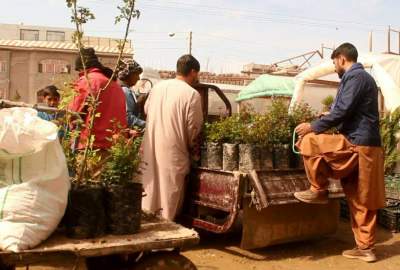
left=295, top=123, right=313, bottom=137
left=318, top=111, right=330, bottom=118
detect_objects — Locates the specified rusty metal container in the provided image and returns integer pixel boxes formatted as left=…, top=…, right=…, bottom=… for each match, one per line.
left=185, top=83, right=344, bottom=249
left=184, top=168, right=344, bottom=249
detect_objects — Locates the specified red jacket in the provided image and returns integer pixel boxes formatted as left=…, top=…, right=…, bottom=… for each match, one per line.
left=69, top=68, right=127, bottom=149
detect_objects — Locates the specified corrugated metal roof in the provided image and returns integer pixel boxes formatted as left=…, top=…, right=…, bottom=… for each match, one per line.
left=0, top=40, right=133, bottom=55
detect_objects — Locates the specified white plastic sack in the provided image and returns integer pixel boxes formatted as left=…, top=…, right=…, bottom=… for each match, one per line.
left=0, top=108, right=70, bottom=252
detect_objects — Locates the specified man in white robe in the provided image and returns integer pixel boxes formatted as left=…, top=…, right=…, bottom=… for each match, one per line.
left=141, top=55, right=203, bottom=220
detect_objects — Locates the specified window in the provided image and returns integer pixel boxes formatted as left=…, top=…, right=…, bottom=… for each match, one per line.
left=38, top=59, right=71, bottom=74
left=0, top=61, right=6, bottom=73
left=20, top=29, right=39, bottom=41
left=46, top=31, right=65, bottom=42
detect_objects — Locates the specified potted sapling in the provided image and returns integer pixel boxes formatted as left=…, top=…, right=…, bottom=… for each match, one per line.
left=221, top=115, right=241, bottom=171
left=58, top=79, right=107, bottom=239
left=268, top=99, right=292, bottom=169
left=238, top=112, right=262, bottom=172
left=255, top=114, right=273, bottom=170
left=62, top=0, right=140, bottom=239
left=65, top=149, right=108, bottom=239
left=204, top=121, right=224, bottom=170
left=102, top=131, right=143, bottom=235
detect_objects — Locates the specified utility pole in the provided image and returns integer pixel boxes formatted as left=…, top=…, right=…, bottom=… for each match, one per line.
left=321, top=43, right=324, bottom=58
left=368, top=31, right=373, bottom=52
left=388, top=25, right=391, bottom=53
left=189, top=31, right=193, bottom=55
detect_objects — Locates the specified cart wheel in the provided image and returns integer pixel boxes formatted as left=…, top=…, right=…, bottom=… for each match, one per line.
left=132, top=252, right=197, bottom=270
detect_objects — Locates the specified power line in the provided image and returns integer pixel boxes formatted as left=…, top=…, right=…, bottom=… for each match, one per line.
left=139, top=3, right=386, bottom=32
left=88, top=0, right=391, bottom=30
left=79, top=0, right=391, bottom=32
left=150, top=0, right=389, bottom=28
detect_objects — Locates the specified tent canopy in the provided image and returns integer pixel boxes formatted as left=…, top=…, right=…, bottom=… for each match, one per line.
left=290, top=53, right=400, bottom=112
left=236, top=74, right=295, bottom=102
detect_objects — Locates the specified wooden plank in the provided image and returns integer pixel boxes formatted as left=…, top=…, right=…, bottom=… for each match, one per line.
left=0, top=217, right=199, bottom=266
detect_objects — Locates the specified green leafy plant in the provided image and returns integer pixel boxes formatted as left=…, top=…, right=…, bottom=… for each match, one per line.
left=220, top=115, right=245, bottom=144
left=267, top=98, right=291, bottom=145
left=204, top=121, right=225, bottom=143
left=380, top=108, right=400, bottom=175
left=289, top=102, right=317, bottom=130
left=321, top=95, right=334, bottom=111
left=102, top=132, right=143, bottom=186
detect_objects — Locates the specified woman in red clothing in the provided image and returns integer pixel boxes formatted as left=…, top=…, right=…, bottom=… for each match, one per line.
left=69, top=48, right=127, bottom=151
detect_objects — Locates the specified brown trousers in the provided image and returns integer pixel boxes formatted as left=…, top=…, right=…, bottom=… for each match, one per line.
left=298, top=133, right=385, bottom=249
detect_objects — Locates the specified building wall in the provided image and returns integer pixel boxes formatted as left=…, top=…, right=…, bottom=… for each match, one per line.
left=9, top=51, right=30, bottom=101
left=0, top=23, right=74, bottom=42
left=0, top=23, right=132, bottom=48
left=0, top=50, right=11, bottom=99
left=0, top=48, right=127, bottom=103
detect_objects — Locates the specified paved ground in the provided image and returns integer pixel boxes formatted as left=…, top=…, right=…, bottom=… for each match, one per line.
left=182, top=220, right=400, bottom=270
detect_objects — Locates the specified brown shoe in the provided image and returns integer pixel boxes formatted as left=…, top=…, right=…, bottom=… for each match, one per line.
left=342, top=248, right=377, bottom=263
left=293, top=189, right=328, bottom=204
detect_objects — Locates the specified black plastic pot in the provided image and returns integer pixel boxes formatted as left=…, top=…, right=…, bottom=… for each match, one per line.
left=223, top=143, right=239, bottom=171
left=259, top=145, right=273, bottom=170
left=239, top=144, right=261, bottom=172
left=207, top=142, right=223, bottom=170
left=105, top=182, right=142, bottom=235
left=65, top=184, right=107, bottom=239
left=273, top=144, right=291, bottom=169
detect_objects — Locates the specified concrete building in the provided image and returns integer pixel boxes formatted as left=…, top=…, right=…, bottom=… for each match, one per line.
left=0, top=23, right=133, bottom=48
left=0, top=23, right=133, bottom=103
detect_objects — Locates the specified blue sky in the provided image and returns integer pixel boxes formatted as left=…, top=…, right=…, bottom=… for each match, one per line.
left=1, top=0, right=399, bottom=73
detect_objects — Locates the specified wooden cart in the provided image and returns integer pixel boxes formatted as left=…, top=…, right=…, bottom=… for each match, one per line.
left=0, top=214, right=199, bottom=270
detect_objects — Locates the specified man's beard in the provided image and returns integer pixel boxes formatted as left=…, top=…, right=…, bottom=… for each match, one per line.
left=337, top=68, right=345, bottom=79
left=189, top=78, right=199, bottom=86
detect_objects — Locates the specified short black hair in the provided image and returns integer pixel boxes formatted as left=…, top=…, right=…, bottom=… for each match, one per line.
left=176, top=54, right=200, bottom=76
left=43, top=85, right=60, bottom=99
left=37, top=89, right=45, bottom=97
left=331, top=43, right=358, bottom=62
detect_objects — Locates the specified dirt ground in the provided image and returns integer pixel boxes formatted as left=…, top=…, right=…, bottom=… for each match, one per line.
left=182, top=220, right=400, bottom=270
left=16, top=220, right=400, bottom=270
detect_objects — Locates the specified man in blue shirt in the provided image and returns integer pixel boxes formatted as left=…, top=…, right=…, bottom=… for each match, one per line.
left=294, top=43, right=385, bottom=262
left=117, top=59, right=146, bottom=129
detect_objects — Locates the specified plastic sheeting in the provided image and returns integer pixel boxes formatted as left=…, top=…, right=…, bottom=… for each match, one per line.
left=290, top=53, right=400, bottom=112
left=236, top=74, right=295, bottom=102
